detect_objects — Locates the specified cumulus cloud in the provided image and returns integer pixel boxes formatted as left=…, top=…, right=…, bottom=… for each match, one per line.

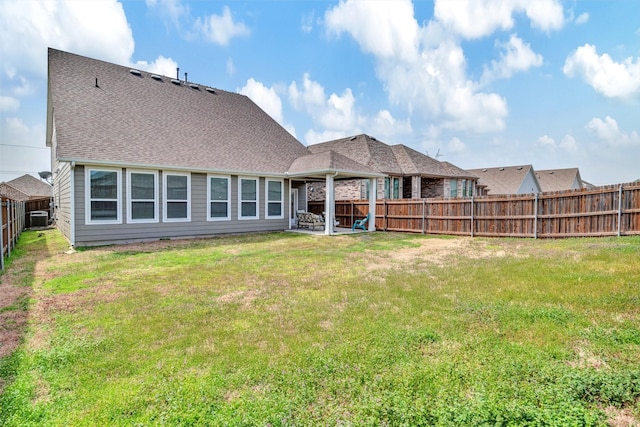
left=537, top=134, right=578, bottom=152
left=0, top=96, right=19, bottom=112
left=448, top=137, right=466, bottom=153
left=537, top=135, right=555, bottom=147
left=325, top=1, right=508, bottom=134
left=586, top=116, right=640, bottom=146
left=433, top=0, right=564, bottom=39
left=288, top=73, right=411, bottom=144
left=193, top=6, right=250, bottom=46
left=563, top=44, right=640, bottom=99
left=575, top=12, right=589, bottom=25
left=559, top=134, right=578, bottom=152
left=482, top=34, right=543, bottom=83
left=133, top=56, right=179, bottom=78
left=239, top=78, right=284, bottom=125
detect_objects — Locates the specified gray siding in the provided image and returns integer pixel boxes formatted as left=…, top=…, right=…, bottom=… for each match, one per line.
left=53, top=161, right=72, bottom=243
left=517, top=171, right=541, bottom=194
left=73, top=166, right=290, bottom=246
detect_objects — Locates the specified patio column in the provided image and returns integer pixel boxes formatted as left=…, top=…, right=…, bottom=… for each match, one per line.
left=368, top=178, right=377, bottom=232
left=325, top=173, right=335, bottom=236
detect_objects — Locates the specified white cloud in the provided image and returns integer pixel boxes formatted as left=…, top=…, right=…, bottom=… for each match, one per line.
left=325, top=0, right=419, bottom=62
left=304, top=129, right=350, bottom=146
left=563, top=44, right=640, bottom=99
left=301, top=10, right=315, bottom=34
left=586, top=116, right=640, bottom=146
left=575, top=12, right=589, bottom=25
left=133, top=56, right=179, bottom=78
left=288, top=73, right=326, bottom=110
left=537, top=135, right=556, bottom=147
left=433, top=0, right=564, bottom=39
left=0, top=96, right=19, bottom=112
left=239, top=78, right=284, bottom=124
left=0, top=117, right=49, bottom=180
left=482, top=34, right=543, bottom=83
left=325, top=2, right=508, bottom=134
left=448, top=137, right=466, bottom=153
left=193, top=6, right=250, bottom=46
left=559, top=134, right=578, bottom=152
left=226, top=58, right=235, bottom=76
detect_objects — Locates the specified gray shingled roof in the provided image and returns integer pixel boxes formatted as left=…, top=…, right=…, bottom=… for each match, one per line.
left=47, top=49, right=311, bottom=175
left=535, top=168, right=582, bottom=192
left=287, top=151, right=383, bottom=178
left=308, top=134, right=474, bottom=178
left=4, top=174, right=52, bottom=198
left=468, top=165, right=538, bottom=195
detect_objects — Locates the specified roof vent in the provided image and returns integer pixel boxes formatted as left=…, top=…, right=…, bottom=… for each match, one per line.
left=349, top=136, right=357, bottom=141
left=171, top=79, right=181, bottom=85
left=549, top=171, right=554, bottom=174
left=205, top=87, right=216, bottom=94
left=129, top=69, right=142, bottom=76
left=151, top=74, right=162, bottom=81
left=482, top=169, right=487, bottom=172
left=499, top=168, right=505, bottom=171
left=189, top=83, right=200, bottom=90
left=517, top=166, right=523, bottom=170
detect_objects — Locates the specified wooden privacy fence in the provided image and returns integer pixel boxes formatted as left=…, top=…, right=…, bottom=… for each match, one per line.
left=1, top=197, right=26, bottom=271
left=309, top=182, right=640, bottom=238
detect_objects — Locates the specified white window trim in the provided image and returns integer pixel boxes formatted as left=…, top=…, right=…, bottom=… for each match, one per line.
left=163, top=171, right=191, bottom=222
left=207, top=174, right=231, bottom=221
left=127, top=169, right=159, bottom=224
left=238, top=176, right=259, bottom=220
left=85, top=167, right=122, bottom=225
left=265, top=178, right=284, bottom=219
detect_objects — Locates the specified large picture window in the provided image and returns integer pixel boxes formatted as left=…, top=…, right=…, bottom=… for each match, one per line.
left=163, top=172, right=190, bottom=222
left=127, top=170, right=158, bottom=223
left=85, top=167, right=122, bottom=224
left=266, top=179, right=283, bottom=218
left=207, top=175, right=230, bottom=221
left=239, top=177, right=258, bottom=219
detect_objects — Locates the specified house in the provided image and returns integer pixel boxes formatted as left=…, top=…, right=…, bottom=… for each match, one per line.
left=306, top=134, right=478, bottom=200
left=0, top=174, right=53, bottom=202
left=535, top=168, right=583, bottom=192
left=468, top=165, right=541, bottom=195
left=47, top=49, right=383, bottom=246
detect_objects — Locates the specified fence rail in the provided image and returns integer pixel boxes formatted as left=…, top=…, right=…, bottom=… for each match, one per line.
left=1, top=197, right=26, bottom=271
left=309, top=182, right=640, bottom=238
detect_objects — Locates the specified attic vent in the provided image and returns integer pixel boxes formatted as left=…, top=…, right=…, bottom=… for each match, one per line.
left=517, top=167, right=523, bottom=170
left=205, top=87, right=216, bottom=94
left=482, top=169, right=487, bottom=172
left=499, top=168, right=505, bottom=171
left=171, top=79, right=181, bottom=85
left=189, top=83, right=200, bottom=90
left=151, top=74, right=162, bottom=81
left=349, top=136, right=357, bottom=141
left=549, top=171, right=554, bottom=174
left=129, top=69, right=142, bottom=76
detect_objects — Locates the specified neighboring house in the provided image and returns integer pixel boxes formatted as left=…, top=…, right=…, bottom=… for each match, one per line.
left=306, top=134, right=478, bottom=200
left=47, top=49, right=383, bottom=246
left=0, top=174, right=53, bottom=201
left=468, top=165, right=542, bottom=195
left=535, top=168, right=583, bottom=192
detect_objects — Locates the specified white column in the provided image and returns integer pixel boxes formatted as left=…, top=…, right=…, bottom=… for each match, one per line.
left=368, top=178, right=377, bottom=232
left=325, top=174, right=335, bottom=235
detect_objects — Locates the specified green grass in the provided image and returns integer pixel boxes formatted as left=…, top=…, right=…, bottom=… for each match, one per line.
left=1, top=230, right=639, bottom=426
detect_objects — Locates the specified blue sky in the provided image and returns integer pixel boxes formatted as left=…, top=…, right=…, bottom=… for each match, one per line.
left=1, top=0, right=639, bottom=186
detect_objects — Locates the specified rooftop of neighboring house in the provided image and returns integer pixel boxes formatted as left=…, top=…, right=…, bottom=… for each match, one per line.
left=535, top=168, right=583, bottom=192
left=468, top=165, right=540, bottom=195
left=308, top=134, right=476, bottom=179
left=0, top=174, right=52, bottom=201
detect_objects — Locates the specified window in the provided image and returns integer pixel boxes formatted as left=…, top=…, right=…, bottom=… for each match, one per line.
left=450, top=179, right=458, bottom=198
left=85, top=167, right=122, bottom=224
left=384, top=177, right=390, bottom=199
left=207, top=175, right=230, bottom=220
left=239, top=177, right=259, bottom=219
left=266, top=179, right=283, bottom=218
left=127, top=170, right=158, bottom=223
left=393, top=177, right=400, bottom=199
left=163, top=172, right=190, bottom=221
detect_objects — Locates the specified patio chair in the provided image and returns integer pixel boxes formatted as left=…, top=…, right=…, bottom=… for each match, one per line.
left=352, top=213, right=370, bottom=231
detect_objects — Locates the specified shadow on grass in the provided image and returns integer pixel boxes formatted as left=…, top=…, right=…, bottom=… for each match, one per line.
left=0, top=229, right=61, bottom=391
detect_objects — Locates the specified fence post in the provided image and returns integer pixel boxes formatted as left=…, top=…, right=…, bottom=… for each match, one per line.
left=470, top=196, right=474, bottom=237
left=422, top=199, right=426, bottom=234
left=617, top=185, right=623, bottom=237
left=534, top=193, right=538, bottom=239
left=0, top=198, right=4, bottom=271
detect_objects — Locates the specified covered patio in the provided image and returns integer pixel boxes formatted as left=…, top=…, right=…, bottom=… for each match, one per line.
left=286, top=151, right=384, bottom=236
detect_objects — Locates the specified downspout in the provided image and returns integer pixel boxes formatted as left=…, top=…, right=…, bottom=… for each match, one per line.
left=70, top=161, right=76, bottom=247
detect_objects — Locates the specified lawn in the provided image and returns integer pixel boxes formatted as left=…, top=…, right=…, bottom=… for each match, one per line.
left=1, top=229, right=639, bottom=426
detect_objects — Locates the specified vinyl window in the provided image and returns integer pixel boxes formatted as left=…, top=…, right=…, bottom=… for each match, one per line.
left=85, top=167, right=121, bottom=224
left=239, top=177, right=259, bottom=219
left=266, top=179, right=283, bottom=219
left=208, top=175, right=231, bottom=220
left=127, top=170, right=158, bottom=223
left=163, top=172, right=190, bottom=222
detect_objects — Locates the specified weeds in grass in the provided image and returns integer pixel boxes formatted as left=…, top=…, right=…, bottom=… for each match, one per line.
left=1, top=231, right=639, bottom=425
